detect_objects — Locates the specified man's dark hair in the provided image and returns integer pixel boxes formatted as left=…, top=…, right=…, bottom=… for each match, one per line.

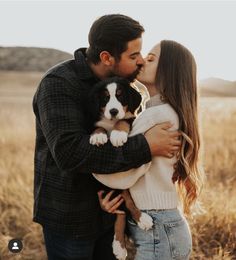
left=86, top=14, right=144, bottom=64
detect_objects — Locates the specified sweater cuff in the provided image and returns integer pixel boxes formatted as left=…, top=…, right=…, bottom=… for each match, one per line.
left=124, top=134, right=152, bottom=168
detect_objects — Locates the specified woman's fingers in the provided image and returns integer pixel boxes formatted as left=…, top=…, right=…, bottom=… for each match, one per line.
left=102, top=190, right=115, bottom=203
left=97, top=190, right=105, bottom=204
left=108, top=198, right=124, bottom=213
left=106, top=194, right=123, bottom=209
left=97, top=190, right=123, bottom=212
left=113, top=209, right=126, bottom=215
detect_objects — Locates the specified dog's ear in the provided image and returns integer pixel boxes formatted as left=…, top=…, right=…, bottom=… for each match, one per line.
left=116, top=77, right=142, bottom=114
left=128, top=85, right=142, bottom=114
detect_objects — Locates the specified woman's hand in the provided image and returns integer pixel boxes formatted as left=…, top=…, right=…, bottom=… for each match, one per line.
left=97, top=190, right=125, bottom=214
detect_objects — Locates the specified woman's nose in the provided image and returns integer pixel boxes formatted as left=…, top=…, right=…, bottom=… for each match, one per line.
left=144, top=56, right=148, bottom=62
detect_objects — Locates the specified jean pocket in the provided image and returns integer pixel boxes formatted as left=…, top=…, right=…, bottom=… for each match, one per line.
left=164, top=218, right=192, bottom=259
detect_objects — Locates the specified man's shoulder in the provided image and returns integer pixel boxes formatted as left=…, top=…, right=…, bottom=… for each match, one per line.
left=44, top=59, right=76, bottom=80
left=39, top=58, right=83, bottom=89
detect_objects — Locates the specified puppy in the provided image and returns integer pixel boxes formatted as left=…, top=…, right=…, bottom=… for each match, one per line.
left=88, top=76, right=141, bottom=147
left=88, top=77, right=153, bottom=260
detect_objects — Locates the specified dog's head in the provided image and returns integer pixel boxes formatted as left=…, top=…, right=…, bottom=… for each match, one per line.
left=88, top=77, right=142, bottom=121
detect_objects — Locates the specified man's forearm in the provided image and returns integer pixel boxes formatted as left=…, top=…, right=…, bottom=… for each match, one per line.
left=50, top=132, right=152, bottom=174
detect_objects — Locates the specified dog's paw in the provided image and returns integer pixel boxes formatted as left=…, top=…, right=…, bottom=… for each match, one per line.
left=137, top=212, right=153, bottom=231
left=112, top=236, right=127, bottom=260
left=89, top=133, right=108, bottom=146
left=110, top=130, right=128, bottom=147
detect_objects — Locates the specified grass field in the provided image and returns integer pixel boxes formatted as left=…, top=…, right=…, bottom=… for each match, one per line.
left=0, top=71, right=236, bottom=259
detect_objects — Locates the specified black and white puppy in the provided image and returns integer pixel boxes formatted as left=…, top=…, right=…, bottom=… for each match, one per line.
left=88, top=76, right=142, bottom=147
left=88, top=77, right=153, bottom=260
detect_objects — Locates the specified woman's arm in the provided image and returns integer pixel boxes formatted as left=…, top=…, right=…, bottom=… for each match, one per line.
left=93, top=162, right=151, bottom=189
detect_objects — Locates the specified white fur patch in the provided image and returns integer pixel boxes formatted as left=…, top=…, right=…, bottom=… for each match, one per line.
left=112, top=235, right=127, bottom=260
left=89, top=133, right=108, bottom=146
left=110, top=130, right=128, bottom=147
left=137, top=212, right=153, bottom=231
left=104, top=83, right=125, bottom=120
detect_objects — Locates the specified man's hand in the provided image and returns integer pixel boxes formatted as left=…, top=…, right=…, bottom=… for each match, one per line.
left=144, top=122, right=181, bottom=158
left=97, top=190, right=125, bottom=214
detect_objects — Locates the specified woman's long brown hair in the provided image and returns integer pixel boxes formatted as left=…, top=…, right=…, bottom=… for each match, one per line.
left=156, top=40, right=205, bottom=214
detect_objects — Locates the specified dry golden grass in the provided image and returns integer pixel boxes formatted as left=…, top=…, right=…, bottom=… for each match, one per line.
left=0, top=71, right=236, bottom=259
left=189, top=98, right=236, bottom=260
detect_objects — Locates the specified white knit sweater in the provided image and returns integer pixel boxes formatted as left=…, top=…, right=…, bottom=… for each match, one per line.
left=93, top=94, right=180, bottom=210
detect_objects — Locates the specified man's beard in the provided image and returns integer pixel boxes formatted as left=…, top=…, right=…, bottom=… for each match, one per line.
left=126, top=66, right=143, bottom=82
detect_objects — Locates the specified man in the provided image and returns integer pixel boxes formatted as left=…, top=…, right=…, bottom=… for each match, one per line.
left=32, top=14, right=180, bottom=259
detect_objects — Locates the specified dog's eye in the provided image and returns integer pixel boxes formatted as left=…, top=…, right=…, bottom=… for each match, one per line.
left=103, top=96, right=109, bottom=101
left=101, top=96, right=109, bottom=104
left=116, top=89, right=122, bottom=96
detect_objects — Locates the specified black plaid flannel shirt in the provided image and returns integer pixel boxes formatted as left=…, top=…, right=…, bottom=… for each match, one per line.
left=32, top=48, right=152, bottom=238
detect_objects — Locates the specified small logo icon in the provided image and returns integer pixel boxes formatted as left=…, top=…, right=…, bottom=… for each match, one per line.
left=8, top=239, right=23, bottom=253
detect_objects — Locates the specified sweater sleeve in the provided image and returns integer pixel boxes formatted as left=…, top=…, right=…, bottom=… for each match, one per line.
left=93, top=162, right=151, bottom=189
left=33, top=76, right=152, bottom=175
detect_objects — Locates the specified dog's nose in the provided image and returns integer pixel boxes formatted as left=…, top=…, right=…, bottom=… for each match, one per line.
left=110, top=108, right=119, bottom=117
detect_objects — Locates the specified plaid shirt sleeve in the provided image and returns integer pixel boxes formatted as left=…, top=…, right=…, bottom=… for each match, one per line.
left=34, top=76, right=152, bottom=175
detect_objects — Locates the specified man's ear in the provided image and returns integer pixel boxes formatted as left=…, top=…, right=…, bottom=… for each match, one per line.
left=99, top=51, right=115, bottom=66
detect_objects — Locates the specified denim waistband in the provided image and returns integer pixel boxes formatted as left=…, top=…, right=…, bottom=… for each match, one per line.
left=141, top=208, right=182, bottom=222
left=142, top=208, right=178, bottom=213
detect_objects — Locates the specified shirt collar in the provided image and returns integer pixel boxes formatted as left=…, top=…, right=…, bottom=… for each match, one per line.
left=74, top=48, right=96, bottom=80
left=145, top=93, right=165, bottom=108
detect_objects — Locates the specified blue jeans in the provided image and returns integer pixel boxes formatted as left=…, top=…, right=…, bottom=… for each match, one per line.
left=127, top=208, right=192, bottom=260
left=43, top=226, right=116, bottom=260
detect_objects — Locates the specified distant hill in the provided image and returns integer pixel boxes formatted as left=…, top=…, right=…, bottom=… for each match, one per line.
left=198, top=78, right=236, bottom=97
left=1, top=47, right=236, bottom=97
left=0, top=46, right=73, bottom=72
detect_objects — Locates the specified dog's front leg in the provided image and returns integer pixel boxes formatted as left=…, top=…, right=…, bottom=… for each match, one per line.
left=89, top=127, right=108, bottom=146
left=122, top=190, right=153, bottom=231
left=112, top=214, right=127, bottom=260
left=110, top=120, right=130, bottom=147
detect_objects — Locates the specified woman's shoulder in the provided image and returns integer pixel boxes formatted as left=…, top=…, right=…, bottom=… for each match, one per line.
left=138, top=103, right=178, bottom=120
left=130, top=103, right=179, bottom=136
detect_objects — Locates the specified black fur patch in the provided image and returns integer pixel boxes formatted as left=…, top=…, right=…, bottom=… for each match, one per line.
left=88, top=76, right=142, bottom=127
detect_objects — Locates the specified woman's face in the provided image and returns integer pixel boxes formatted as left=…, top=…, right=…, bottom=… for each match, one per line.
left=137, top=43, right=161, bottom=86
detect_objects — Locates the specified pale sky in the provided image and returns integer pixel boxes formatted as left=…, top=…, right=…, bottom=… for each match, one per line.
left=0, top=0, right=236, bottom=81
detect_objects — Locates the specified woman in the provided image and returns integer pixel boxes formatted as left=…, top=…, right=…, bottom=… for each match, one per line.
left=96, top=40, right=205, bottom=260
